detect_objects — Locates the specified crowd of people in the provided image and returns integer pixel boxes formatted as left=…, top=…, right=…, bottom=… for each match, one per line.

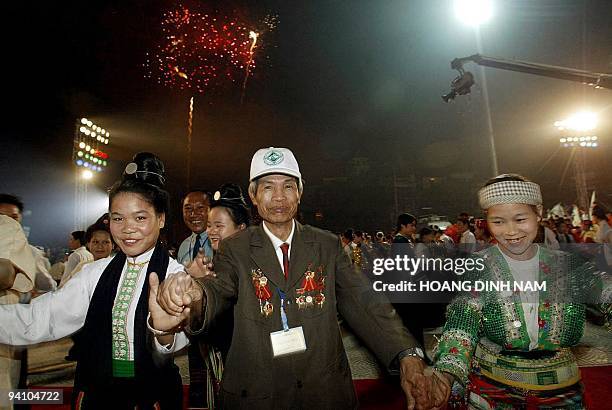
left=0, top=148, right=610, bottom=409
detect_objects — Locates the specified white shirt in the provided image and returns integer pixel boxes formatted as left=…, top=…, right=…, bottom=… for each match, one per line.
left=30, top=245, right=57, bottom=293
left=499, top=245, right=540, bottom=350
left=61, top=246, right=94, bottom=285
left=0, top=247, right=188, bottom=356
left=544, top=227, right=560, bottom=250
left=177, top=232, right=213, bottom=265
left=262, top=220, right=296, bottom=273
left=460, top=230, right=476, bottom=253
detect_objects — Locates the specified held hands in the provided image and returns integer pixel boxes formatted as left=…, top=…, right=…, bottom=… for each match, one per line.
left=147, top=272, right=201, bottom=332
left=156, top=271, right=203, bottom=315
left=400, top=357, right=452, bottom=410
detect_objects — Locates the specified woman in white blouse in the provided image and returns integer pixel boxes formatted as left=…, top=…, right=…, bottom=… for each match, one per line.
left=0, top=152, right=186, bottom=409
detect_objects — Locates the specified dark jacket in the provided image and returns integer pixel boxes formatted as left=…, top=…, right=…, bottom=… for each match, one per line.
left=187, top=222, right=417, bottom=409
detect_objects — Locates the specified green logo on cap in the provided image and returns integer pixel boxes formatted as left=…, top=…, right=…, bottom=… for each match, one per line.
left=263, top=150, right=284, bottom=165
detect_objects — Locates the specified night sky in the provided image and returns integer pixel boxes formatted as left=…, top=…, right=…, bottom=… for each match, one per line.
left=1, top=0, right=611, bottom=248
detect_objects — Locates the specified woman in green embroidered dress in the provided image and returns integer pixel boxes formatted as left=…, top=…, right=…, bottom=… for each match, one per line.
left=430, top=174, right=609, bottom=409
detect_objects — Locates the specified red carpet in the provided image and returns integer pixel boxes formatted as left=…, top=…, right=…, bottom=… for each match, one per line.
left=29, top=366, right=611, bottom=409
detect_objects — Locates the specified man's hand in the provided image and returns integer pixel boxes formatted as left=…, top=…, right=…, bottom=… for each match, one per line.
left=429, top=371, right=453, bottom=410
left=148, top=272, right=190, bottom=332
left=400, top=356, right=430, bottom=410
left=400, top=356, right=451, bottom=410
left=186, top=254, right=216, bottom=279
left=0, top=259, right=17, bottom=291
left=156, top=271, right=203, bottom=316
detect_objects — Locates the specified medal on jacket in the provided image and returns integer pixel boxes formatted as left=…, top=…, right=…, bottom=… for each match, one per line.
left=251, top=268, right=273, bottom=316
left=296, top=264, right=326, bottom=309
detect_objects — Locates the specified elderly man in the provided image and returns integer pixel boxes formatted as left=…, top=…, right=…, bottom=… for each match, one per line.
left=149, top=148, right=444, bottom=409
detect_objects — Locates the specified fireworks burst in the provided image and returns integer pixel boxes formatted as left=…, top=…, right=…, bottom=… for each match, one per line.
left=145, top=5, right=268, bottom=95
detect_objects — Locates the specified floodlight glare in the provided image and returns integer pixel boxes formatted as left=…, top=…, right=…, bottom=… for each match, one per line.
left=82, top=170, right=93, bottom=180
left=556, top=111, right=598, bottom=132
left=454, top=0, right=492, bottom=27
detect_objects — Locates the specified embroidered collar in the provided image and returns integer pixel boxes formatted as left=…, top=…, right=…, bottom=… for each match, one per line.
left=126, top=247, right=154, bottom=266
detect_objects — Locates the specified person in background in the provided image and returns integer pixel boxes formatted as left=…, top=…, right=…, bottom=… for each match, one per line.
left=61, top=230, right=93, bottom=286
left=0, top=215, right=36, bottom=410
left=543, top=219, right=561, bottom=250
left=556, top=220, right=575, bottom=244
left=415, top=227, right=436, bottom=258
left=592, top=204, right=611, bottom=267
left=62, top=222, right=116, bottom=362
left=474, top=218, right=495, bottom=250
left=456, top=216, right=476, bottom=253
left=186, top=183, right=250, bottom=410
left=0, top=193, right=56, bottom=294
left=60, top=223, right=115, bottom=288
left=177, top=189, right=214, bottom=409
left=393, top=213, right=417, bottom=244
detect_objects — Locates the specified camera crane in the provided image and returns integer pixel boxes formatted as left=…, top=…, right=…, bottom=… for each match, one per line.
left=442, top=53, right=612, bottom=102
left=442, top=54, right=612, bottom=211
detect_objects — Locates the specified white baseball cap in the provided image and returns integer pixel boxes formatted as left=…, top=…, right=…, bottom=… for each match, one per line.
left=0, top=215, right=35, bottom=293
left=249, top=147, right=302, bottom=182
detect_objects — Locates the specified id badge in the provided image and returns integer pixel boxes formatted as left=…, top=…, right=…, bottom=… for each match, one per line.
left=270, top=326, right=307, bottom=357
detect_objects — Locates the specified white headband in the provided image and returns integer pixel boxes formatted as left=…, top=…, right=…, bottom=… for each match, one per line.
left=478, top=180, right=542, bottom=209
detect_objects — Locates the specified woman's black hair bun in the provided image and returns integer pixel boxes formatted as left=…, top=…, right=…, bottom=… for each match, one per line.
left=123, top=152, right=166, bottom=187
left=212, top=183, right=250, bottom=227
left=213, top=183, right=247, bottom=206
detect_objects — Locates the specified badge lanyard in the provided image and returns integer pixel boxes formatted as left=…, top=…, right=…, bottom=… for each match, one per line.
left=277, top=289, right=289, bottom=331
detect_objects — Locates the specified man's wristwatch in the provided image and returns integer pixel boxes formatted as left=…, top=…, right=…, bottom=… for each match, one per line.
left=398, top=347, right=425, bottom=361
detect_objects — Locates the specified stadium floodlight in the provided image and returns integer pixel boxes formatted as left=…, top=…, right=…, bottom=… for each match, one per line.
left=454, top=0, right=492, bottom=27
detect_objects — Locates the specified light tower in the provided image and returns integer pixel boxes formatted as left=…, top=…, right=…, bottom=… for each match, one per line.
left=554, top=111, right=598, bottom=211
left=72, top=118, right=110, bottom=229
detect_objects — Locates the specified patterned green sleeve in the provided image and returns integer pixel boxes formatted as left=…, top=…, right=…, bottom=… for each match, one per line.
left=433, top=294, right=483, bottom=385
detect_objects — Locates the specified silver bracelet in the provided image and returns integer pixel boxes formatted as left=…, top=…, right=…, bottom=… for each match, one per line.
left=146, top=313, right=175, bottom=337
